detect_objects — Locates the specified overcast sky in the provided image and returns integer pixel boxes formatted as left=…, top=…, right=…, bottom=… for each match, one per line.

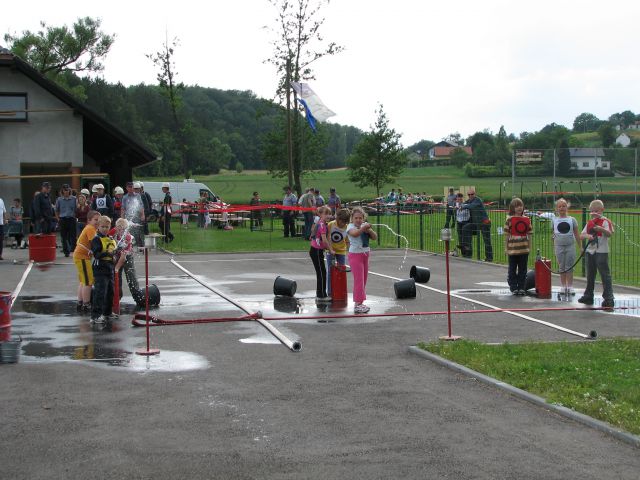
left=3, top=0, right=640, bottom=145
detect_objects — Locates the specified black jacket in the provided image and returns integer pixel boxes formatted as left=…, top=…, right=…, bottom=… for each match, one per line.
left=91, top=232, right=116, bottom=276
left=32, top=192, right=54, bottom=221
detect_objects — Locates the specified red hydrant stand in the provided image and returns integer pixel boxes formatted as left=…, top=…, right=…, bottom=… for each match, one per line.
left=330, top=264, right=348, bottom=302
left=535, top=257, right=552, bottom=299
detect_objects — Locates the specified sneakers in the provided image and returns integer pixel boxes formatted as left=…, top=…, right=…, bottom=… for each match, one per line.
left=82, top=303, right=92, bottom=312
left=601, top=299, right=615, bottom=310
left=516, top=289, right=527, bottom=296
left=316, top=297, right=332, bottom=303
left=90, top=315, right=106, bottom=324
left=106, top=313, right=120, bottom=320
left=354, top=304, right=370, bottom=314
left=578, top=296, right=594, bottom=305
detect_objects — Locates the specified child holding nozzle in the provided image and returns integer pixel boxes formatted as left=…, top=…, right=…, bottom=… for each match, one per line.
left=90, top=216, right=117, bottom=323
left=309, top=206, right=332, bottom=302
left=504, top=197, right=532, bottom=295
left=110, top=218, right=134, bottom=301
left=347, top=207, right=377, bottom=314
left=578, top=199, right=614, bottom=309
left=552, top=198, right=580, bottom=296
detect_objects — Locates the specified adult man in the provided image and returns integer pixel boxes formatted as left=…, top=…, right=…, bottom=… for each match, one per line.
left=459, top=189, right=493, bottom=261
left=91, top=184, right=114, bottom=217
left=0, top=196, right=6, bottom=260
left=298, top=188, right=316, bottom=240
left=55, top=184, right=77, bottom=257
left=139, top=182, right=153, bottom=235
left=386, top=189, right=397, bottom=203
left=249, top=192, right=263, bottom=231
left=159, top=182, right=174, bottom=243
left=121, top=181, right=146, bottom=247
left=282, top=186, right=297, bottom=238
left=314, top=189, right=325, bottom=207
left=452, top=192, right=469, bottom=256
left=444, top=187, right=457, bottom=229
left=327, top=188, right=341, bottom=214
left=33, top=181, right=54, bottom=234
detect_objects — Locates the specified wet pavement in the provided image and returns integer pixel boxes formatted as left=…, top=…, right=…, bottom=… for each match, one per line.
left=1, top=247, right=640, bottom=478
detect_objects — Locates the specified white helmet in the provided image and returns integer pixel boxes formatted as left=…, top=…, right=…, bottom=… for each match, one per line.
left=91, top=185, right=98, bottom=193
left=81, top=188, right=90, bottom=196
left=96, top=184, right=105, bottom=190
left=139, top=181, right=144, bottom=188
left=133, top=181, right=141, bottom=189
left=162, top=182, right=170, bottom=188
left=114, top=186, right=124, bottom=195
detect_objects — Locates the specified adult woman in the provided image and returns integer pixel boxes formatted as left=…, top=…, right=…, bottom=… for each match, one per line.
left=75, top=191, right=91, bottom=236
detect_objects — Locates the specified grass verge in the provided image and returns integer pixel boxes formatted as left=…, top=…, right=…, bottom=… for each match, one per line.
left=418, top=339, right=640, bottom=435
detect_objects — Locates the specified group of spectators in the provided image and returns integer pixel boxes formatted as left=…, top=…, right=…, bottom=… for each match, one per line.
left=282, top=186, right=342, bottom=240
left=384, top=188, right=432, bottom=204
left=444, top=187, right=493, bottom=262
left=0, top=179, right=177, bottom=260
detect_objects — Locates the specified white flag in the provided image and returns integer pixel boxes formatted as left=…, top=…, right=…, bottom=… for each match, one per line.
left=290, top=82, right=336, bottom=122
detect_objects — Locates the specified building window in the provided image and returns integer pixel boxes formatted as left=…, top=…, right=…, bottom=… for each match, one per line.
left=582, top=162, right=589, bottom=167
left=0, top=93, right=28, bottom=122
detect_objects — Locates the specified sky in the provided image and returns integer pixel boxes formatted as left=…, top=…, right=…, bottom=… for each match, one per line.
left=3, top=0, right=640, bottom=145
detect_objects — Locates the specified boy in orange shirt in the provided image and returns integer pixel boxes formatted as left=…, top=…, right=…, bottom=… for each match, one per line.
left=73, top=210, right=100, bottom=311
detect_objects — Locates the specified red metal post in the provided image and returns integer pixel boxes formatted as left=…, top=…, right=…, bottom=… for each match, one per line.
left=440, top=237, right=461, bottom=341
left=136, top=246, right=160, bottom=356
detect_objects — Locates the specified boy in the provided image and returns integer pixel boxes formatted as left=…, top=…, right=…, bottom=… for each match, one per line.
left=578, top=200, right=614, bottom=309
left=73, top=210, right=100, bottom=311
left=90, top=216, right=117, bottom=323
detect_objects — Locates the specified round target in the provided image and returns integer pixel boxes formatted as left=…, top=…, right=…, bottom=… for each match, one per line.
left=513, top=218, right=530, bottom=235
left=331, top=230, right=345, bottom=243
left=556, top=220, right=571, bottom=234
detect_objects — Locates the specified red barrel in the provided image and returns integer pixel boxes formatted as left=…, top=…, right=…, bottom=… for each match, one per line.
left=535, top=257, right=552, bottom=299
left=0, top=291, right=12, bottom=329
left=330, top=264, right=348, bottom=301
left=28, top=234, right=57, bottom=262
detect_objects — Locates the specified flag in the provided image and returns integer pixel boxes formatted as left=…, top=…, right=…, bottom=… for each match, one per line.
left=291, top=82, right=336, bottom=132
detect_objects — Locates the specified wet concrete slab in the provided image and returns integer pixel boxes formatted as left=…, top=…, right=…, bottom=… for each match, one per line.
left=1, top=249, right=640, bottom=478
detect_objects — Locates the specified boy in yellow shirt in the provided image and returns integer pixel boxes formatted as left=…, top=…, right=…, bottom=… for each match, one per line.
left=73, top=210, right=100, bottom=311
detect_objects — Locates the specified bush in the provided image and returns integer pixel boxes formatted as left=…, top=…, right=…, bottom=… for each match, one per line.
left=235, top=161, right=244, bottom=174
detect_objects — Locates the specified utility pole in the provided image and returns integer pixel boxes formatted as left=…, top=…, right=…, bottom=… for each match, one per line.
left=285, top=57, right=293, bottom=189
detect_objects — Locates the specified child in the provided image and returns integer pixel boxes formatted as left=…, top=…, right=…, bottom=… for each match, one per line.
left=73, top=210, right=100, bottom=312
left=552, top=198, right=580, bottom=296
left=347, top=207, right=378, bottom=313
left=309, top=206, right=332, bottom=301
left=181, top=198, right=190, bottom=228
left=110, top=218, right=134, bottom=303
left=90, top=216, right=117, bottom=323
left=504, top=198, right=532, bottom=295
left=326, top=208, right=351, bottom=297
left=578, top=199, right=614, bottom=309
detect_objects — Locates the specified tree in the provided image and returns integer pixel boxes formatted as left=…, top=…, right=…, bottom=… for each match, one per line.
left=147, top=36, right=188, bottom=176
left=450, top=148, right=471, bottom=168
left=265, top=0, right=343, bottom=194
left=572, top=112, right=600, bottom=132
left=4, top=17, right=115, bottom=98
left=346, top=105, right=406, bottom=197
left=598, top=123, right=616, bottom=148
left=444, top=132, right=463, bottom=146
left=608, top=110, right=636, bottom=129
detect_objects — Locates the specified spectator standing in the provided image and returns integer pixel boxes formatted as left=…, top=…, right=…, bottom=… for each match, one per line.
left=299, top=188, right=316, bottom=240
left=0, top=196, right=6, bottom=260
left=197, top=191, right=208, bottom=228
left=91, top=184, right=114, bottom=218
left=181, top=198, right=190, bottom=228
left=9, top=198, right=26, bottom=249
left=444, top=188, right=457, bottom=229
left=112, top=186, right=124, bottom=222
left=139, top=182, right=153, bottom=235
left=326, top=188, right=341, bottom=214
left=55, top=184, right=77, bottom=257
left=249, top=192, right=263, bottom=231
left=76, top=190, right=91, bottom=236
left=159, top=182, right=174, bottom=243
left=459, top=189, right=493, bottom=261
left=282, top=186, right=297, bottom=238
left=386, top=189, right=397, bottom=203
left=314, top=189, right=325, bottom=207
left=33, top=181, right=55, bottom=234
left=453, top=193, right=469, bottom=256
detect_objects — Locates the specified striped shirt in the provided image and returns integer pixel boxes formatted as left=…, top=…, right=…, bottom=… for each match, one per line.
left=505, top=216, right=532, bottom=255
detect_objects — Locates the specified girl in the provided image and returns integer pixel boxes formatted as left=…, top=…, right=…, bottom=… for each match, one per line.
left=326, top=208, right=351, bottom=297
left=504, top=198, right=532, bottom=295
left=181, top=198, right=190, bottom=228
left=347, top=207, right=377, bottom=313
left=552, top=198, right=580, bottom=296
left=76, top=193, right=90, bottom=237
left=309, top=206, right=332, bottom=301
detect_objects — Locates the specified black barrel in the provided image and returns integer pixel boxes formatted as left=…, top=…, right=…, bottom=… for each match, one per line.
left=273, top=276, right=297, bottom=297
left=409, top=265, right=431, bottom=284
left=394, top=278, right=416, bottom=299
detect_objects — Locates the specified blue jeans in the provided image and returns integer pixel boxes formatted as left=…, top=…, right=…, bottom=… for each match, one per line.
left=325, top=253, right=346, bottom=296
left=303, top=212, right=314, bottom=240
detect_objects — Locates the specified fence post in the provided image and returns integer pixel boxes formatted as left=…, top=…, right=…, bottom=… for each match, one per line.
left=376, top=204, right=381, bottom=246
left=476, top=225, right=481, bottom=260
left=396, top=204, right=401, bottom=248
left=581, top=207, right=587, bottom=277
left=419, top=205, right=424, bottom=251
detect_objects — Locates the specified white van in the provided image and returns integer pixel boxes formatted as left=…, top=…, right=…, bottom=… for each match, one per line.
left=141, top=180, right=218, bottom=214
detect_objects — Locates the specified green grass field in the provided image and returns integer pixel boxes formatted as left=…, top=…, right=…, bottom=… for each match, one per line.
left=141, top=166, right=640, bottom=206
left=419, top=339, right=640, bottom=435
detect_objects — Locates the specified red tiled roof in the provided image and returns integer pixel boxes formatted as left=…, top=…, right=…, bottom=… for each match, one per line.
left=432, top=146, right=472, bottom=157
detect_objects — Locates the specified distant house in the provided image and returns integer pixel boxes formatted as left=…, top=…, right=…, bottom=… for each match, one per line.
left=629, top=121, right=640, bottom=131
left=428, top=141, right=473, bottom=160
left=569, top=148, right=610, bottom=171
left=0, top=48, right=157, bottom=205
left=616, top=133, right=631, bottom=147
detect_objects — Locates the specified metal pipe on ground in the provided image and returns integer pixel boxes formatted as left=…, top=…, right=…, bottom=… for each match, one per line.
left=170, top=258, right=301, bottom=352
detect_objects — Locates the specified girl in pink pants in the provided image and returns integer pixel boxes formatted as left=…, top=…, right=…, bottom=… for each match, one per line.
left=347, top=207, right=378, bottom=314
